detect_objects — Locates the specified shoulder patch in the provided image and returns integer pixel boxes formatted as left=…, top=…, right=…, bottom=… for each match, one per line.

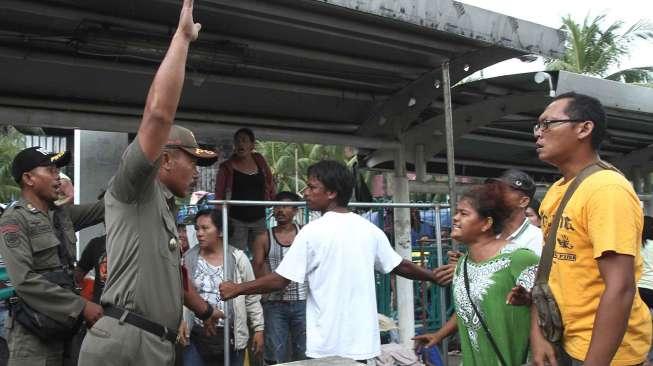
left=0, top=224, right=19, bottom=234
left=0, top=219, right=22, bottom=248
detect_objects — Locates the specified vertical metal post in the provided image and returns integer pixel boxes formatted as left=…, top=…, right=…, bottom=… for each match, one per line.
left=295, top=146, right=299, bottom=194
left=644, top=172, right=653, bottom=215
left=415, top=144, right=426, bottom=183
left=434, top=206, right=449, bottom=366
left=442, top=61, right=457, bottom=251
left=393, top=145, right=415, bottom=348
left=222, top=203, right=230, bottom=366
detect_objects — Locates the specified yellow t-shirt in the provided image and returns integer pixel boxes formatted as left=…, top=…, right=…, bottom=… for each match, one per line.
left=540, top=170, right=651, bottom=365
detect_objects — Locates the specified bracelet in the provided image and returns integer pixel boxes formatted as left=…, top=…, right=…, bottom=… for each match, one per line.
left=197, top=301, right=214, bottom=321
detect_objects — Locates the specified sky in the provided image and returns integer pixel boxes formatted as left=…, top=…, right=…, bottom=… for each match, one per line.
left=458, top=0, right=653, bottom=78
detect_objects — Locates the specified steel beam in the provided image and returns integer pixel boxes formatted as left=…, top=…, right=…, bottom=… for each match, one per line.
left=442, top=61, right=457, bottom=250
left=0, top=105, right=400, bottom=149
left=317, top=0, right=565, bottom=58
left=0, top=0, right=429, bottom=78
left=406, top=93, right=550, bottom=157
left=358, top=46, right=521, bottom=136
left=0, top=46, right=382, bottom=102
left=0, top=96, right=359, bottom=133
left=614, top=145, right=653, bottom=171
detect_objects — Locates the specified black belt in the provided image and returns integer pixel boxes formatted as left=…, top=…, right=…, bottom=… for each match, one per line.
left=103, top=305, right=177, bottom=343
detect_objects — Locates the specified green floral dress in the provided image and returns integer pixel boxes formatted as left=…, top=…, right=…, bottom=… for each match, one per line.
left=453, top=248, right=539, bottom=366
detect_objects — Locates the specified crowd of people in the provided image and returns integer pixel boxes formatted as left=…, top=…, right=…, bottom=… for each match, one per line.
left=0, top=1, right=651, bottom=366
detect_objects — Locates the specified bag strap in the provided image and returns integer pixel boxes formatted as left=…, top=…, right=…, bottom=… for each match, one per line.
left=463, top=256, right=508, bottom=366
left=535, top=161, right=618, bottom=283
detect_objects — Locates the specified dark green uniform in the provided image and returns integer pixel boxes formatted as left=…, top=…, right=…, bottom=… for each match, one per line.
left=0, top=198, right=104, bottom=366
left=79, top=140, right=184, bottom=366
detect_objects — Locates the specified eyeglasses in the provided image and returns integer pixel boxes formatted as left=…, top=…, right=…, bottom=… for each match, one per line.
left=533, top=119, right=585, bottom=133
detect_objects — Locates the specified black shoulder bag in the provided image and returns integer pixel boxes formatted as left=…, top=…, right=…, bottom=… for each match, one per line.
left=463, top=255, right=508, bottom=366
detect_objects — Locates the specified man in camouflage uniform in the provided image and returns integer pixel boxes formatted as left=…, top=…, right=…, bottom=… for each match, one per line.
left=0, top=146, right=104, bottom=366
left=78, top=0, right=223, bottom=365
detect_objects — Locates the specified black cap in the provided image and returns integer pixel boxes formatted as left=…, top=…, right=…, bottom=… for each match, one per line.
left=486, top=169, right=536, bottom=200
left=11, top=146, right=71, bottom=183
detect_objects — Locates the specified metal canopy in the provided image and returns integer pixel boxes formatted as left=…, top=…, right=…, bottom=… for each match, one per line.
left=0, top=0, right=563, bottom=150
left=364, top=70, right=653, bottom=182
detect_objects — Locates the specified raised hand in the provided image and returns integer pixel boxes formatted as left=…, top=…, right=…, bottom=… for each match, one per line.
left=177, top=0, right=202, bottom=42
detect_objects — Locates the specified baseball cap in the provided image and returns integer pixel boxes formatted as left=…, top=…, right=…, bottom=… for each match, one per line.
left=11, top=147, right=71, bottom=183
left=486, top=169, right=536, bottom=200
left=165, top=126, right=218, bottom=167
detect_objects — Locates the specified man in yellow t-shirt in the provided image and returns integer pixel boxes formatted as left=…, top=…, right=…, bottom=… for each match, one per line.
left=531, top=92, right=651, bottom=366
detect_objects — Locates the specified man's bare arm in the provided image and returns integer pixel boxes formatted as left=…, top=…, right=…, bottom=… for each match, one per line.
left=584, top=252, right=636, bottom=365
left=529, top=304, right=558, bottom=366
left=220, top=272, right=290, bottom=300
left=391, top=259, right=438, bottom=283
left=138, top=0, right=201, bottom=162
left=251, top=231, right=270, bottom=278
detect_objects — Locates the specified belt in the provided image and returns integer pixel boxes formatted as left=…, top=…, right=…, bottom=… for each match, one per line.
left=103, top=305, right=177, bottom=343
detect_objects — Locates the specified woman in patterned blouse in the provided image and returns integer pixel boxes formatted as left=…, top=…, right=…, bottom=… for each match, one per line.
left=414, top=182, right=539, bottom=366
left=182, top=209, right=265, bottom=366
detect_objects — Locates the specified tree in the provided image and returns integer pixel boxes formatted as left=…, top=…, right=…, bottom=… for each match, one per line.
left=605, top=66, right=653, bottom=87
left=256, top=141, right=356, bottom=193
left=0, top=127, right=23, bottom=203
left=546, top=14, right=653, bottom=80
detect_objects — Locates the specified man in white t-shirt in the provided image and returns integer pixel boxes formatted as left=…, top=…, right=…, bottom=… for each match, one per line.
left=220, top=160, right=441, bottom=362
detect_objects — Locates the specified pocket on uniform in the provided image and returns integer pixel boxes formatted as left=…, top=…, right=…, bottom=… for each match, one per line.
left=31, top=233, right=61, bottom=270
left=87, top=321, right=112, bottom=339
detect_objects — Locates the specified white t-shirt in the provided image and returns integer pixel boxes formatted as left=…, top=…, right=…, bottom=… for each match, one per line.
left=501, top=218, right=543, bottom=256
left=639, top=239, right=653, bottom=290
left=275, top=211, right=402, bottom=360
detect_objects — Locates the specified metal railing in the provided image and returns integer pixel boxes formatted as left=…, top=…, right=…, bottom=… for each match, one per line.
left=207, top=199, right=451, bottom=366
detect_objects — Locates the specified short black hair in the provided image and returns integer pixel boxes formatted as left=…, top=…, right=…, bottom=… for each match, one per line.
left=275, top=191, right=301, bottom=202
left=307, top=160, right=354, bottom=207
left=552, top=92, right=606, bottom=149
left=234, top=128, right=255, bottom=143
left=194, top=209, right=232, bottom=236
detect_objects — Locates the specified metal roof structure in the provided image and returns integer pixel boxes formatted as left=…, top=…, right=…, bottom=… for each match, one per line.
left=364, top=70, right=653, bottom=183
left=0, top=0, right=564, bottom=151
left=1, top=1, right=651, bottom=183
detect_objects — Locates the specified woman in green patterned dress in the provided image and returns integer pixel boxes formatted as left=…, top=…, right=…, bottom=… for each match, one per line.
left=415, top=183, right=539, bottom=366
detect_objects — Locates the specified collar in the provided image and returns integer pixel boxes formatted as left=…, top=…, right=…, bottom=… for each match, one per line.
left=506, top=218, right=531, bottom=241
left=159, top=182, right=177, bottom=213
left=15, top=198, right=44, bottom=214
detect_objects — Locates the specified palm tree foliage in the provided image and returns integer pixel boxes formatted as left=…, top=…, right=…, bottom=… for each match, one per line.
left=605, top=66, right=653, bottom=87
left=546, top=14, right=653, bottom=79
left=256, top=141, right=356, bottom=193
left=0, top=127, right=24, bottom=203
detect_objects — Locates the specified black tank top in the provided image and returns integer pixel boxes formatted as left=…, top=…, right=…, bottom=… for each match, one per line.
left=230, top=169, right=266, bottom=222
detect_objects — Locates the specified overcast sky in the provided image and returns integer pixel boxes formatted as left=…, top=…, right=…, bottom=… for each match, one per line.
left=458, top=0, right=653, bottom=77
